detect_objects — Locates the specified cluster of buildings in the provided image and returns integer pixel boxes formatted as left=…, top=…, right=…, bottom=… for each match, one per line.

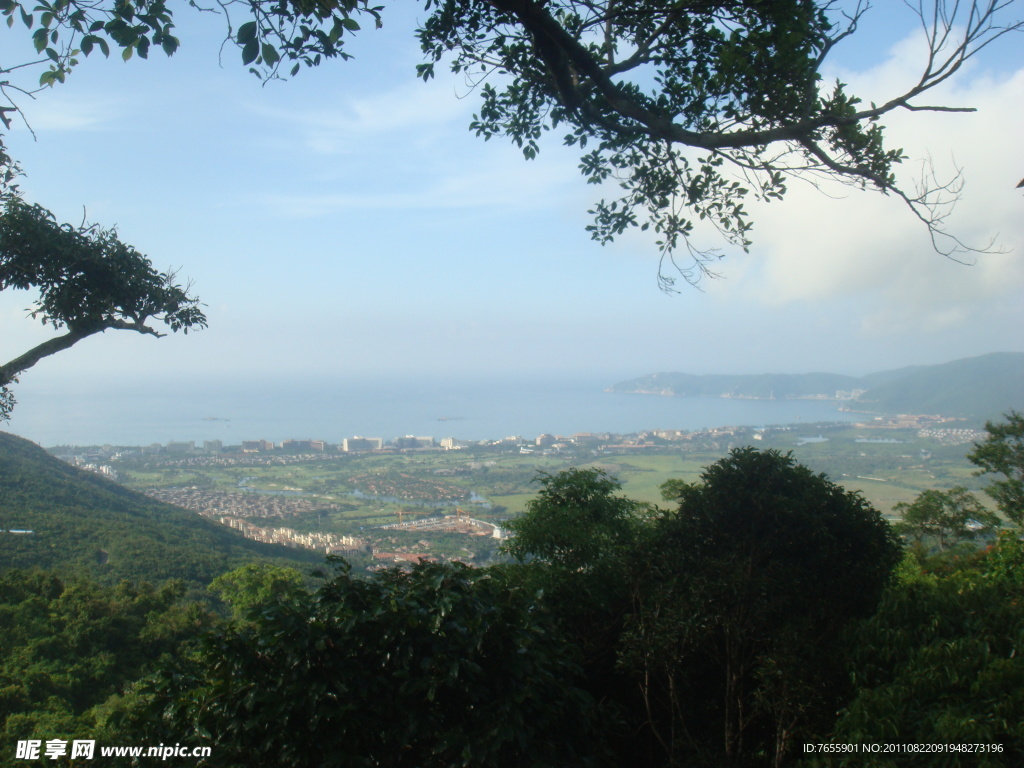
left=916, top=426, right=988, bottom=445
left=145, top=436, right=424, bottom=454
left=217, top=516, right=365, bottom=555
left=379, top=512, right=504, bottom=539
left=145, top=487, right=342, bottom=519
left=848, top=413, right=956, bottom=430
left=63, top=455, right=119, bottom=479
left=58, top=414, right=984, bottom=476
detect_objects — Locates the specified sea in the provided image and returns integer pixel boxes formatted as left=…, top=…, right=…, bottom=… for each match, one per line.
left=5, top=376, right=864, bottom=448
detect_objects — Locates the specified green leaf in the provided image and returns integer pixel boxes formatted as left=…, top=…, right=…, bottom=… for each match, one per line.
left=236, top=20, right=256, bottom=43
left=328, top=18, right=344, bottom=42
left=241, top=38, right=258, bottom=65
left=341, top=17, right=359, bottom=31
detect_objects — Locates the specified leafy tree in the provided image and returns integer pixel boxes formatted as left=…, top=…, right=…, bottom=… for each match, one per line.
left=894, top=486, right=1001, bottom=552
left=503, top=453, right=901, bottom=767
left=501, top=467, right=653, bottom=760
left=134, top=559, right=609, bottom=767
left=1, top=1, right=1020, bottom=286
left=503, top=466, right=650, bottom=572
left=984, top=529, right=1024, bottom=589
left=968, top=411, right=1024, bottom=527
left=208, top=562, right=308, bottom=619
left=818, top=548, right=1024, bottom=767
left=0, top=195, right=206, bottom=419
left=627, top=447, right=901, bottom=767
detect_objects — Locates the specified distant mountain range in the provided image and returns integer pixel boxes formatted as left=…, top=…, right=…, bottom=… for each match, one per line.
left=607, top=352, right=1024, bottom=419
left=0, top=431, right=323, bottom=585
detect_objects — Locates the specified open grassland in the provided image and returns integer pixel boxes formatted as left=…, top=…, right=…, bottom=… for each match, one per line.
left=579, top=454, right=711, bottom=506
left=486, top=493, right=535, bottom=516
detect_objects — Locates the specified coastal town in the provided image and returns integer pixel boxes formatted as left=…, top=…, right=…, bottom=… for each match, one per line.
left=45, top=410, right=991, bottom=566
left=58, top=411, right=981, bottom=476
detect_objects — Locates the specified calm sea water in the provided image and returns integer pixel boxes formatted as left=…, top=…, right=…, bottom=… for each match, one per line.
left=5, top=376, right=862, bottom=447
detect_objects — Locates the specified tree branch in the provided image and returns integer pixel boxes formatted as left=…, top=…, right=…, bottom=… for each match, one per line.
left=0, top=326, right=99, bottom=387
left=482, top=0, right=1019, bottom=153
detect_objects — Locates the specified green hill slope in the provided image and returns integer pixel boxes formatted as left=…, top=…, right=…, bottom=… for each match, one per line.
left=854, top=352, right=1024, bottom=418
left=609, top=353, right=1024, bottom=418
left=0, top=431, right=322, bottom=585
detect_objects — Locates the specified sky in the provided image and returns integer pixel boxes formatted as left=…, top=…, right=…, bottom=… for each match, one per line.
left=2, top=2, right=1022, bottom=403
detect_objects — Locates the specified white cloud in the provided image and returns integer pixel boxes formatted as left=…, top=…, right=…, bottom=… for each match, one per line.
left=249, top=73, right=475, bottom=156
left=6, top=91, right=122, bottom=134
left=720, top=34, right=1024, bottom=337
left=256, top=136, right=581, bottom=216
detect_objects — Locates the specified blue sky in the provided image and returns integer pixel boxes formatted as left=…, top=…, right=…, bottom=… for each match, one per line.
left=2, top=2, right=1022, bottom=404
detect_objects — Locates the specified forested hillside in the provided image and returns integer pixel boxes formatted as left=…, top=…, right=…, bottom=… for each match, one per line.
left=0, top=431, right=321, bottom=585
left=610, top=352, right=1024, bottom=418
left=856, top=353, right=1024, bottom=417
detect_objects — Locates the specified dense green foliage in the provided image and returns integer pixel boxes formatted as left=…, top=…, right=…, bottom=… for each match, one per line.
left=207, top=562, right=308, bottom=620
left=894, top=487, right=1001, bottom=552
left=504, top=467, right=650, bottom=571
left=640, top=449, right=901, bottom=766
left=0, top=431, right=322, bottom=585
left=891, top=412, right=1024, bottom=554
left=968, top=411, right=1024, bottom=527
left=816, top=545, right=1024, bottom=767
left=0, top=198, right=205, bottom=338
left=0, top=569, right=210, bottom=752
left=134, top=560, right=607, bottom=767
left=500, top=449, right=901, bottom=767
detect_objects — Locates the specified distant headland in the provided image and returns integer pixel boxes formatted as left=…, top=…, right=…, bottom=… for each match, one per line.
left=607, top=352, right=1024, bottom=419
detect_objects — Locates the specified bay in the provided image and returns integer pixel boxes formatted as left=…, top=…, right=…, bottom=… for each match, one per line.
left=5, top=376, right=862, bottom=447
